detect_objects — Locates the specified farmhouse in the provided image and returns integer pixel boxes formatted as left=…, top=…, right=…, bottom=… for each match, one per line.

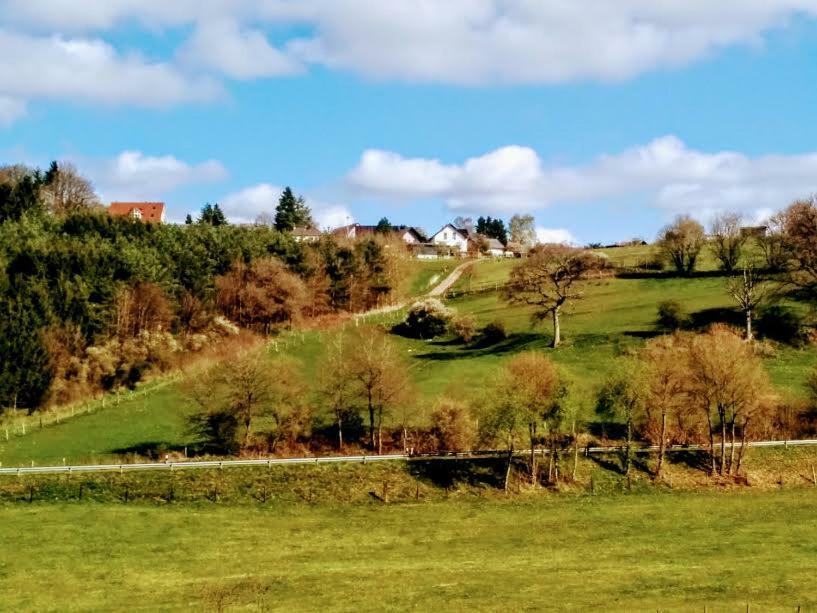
left=333, top=223, right=426, bottom=245
left=292, top=226, right=322, bottom=242
left=108, top=202, right=165, bottom=223
left=430, top=223, right=471, bottom=254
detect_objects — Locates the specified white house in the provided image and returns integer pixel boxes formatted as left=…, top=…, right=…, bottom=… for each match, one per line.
left=430, top=224, right=470, bottom=254
left=484, top=238, right=506, bottom=257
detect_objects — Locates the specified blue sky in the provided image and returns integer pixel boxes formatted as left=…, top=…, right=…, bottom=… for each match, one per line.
left=3, top=2, right=817, bottom=244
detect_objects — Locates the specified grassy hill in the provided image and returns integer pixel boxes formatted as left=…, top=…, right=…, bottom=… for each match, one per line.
left=1, top=247, right=815, bottom=467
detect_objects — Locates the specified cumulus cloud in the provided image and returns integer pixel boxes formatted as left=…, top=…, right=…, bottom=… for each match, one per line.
left=346, top=136, right=817, bottom=219
left=536, top=228, right=578, bottom=246
left=3, top=1, right=817, bottom=87
left=87, top=151, right=227, bottom=200
left=0, top=29, right=220, bottom=110
left=0, top=96, right=26, bottom=126
left=177, top=18, right=301, bottom=80
left=221, top=183, right=353, bottom=229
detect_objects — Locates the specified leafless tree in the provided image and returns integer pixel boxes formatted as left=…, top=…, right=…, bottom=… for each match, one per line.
left=709, top=212, right=746, bottom=272
left=503, top=245, right=600, bottom=347
left=43, top=161, right=99, bottom=215
left=726, top=264, right=771, bottom=341
left=657, top=215, right=706, bottom=274
left=509, top=214, right=536, bottom=250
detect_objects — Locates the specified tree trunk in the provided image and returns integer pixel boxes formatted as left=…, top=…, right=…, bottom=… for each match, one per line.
left=529, top=423, right=537, bottom=485
left=624, top=415, right=632, bottom=476
left=728, top=420, right=736, bottom=476
left=719, top=413, right=727, bottom=476
left=572, top=420, right=579, bottom=481
left=552, top=307, right=561, bottom=348
left=656, top=410, right=667, bottom=478
left=745, top=308, right=753, bottom=341
left=336, top=413, right=344, bottom=451
left=736, top=418, right=750, bottom=474
left=367, top=391, right=375, bottom=450
left=707, top=412, right=716, bottom=475
left=504, top=446, right=514, bottom=492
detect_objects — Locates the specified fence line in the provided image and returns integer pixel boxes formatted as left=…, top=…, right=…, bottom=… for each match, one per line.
left=2, top=438, right=816, bottom=476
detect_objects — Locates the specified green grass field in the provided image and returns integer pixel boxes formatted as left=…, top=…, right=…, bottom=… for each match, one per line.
left=2, top=490, right=816, bottom=611
left=2, top=246, right=815, bottom=467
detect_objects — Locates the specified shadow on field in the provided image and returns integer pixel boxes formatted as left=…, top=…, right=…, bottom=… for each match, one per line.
left=616, top=270, right=731, bottom=280
left=408, top=457, right=506, bottom=489
left=415, top=332, right=541, bottom=361
left=666, top=449, right=710, bottom=472
left=112, top=441, right=192, bottom=459
left=689, top=307, right=743, bottom=330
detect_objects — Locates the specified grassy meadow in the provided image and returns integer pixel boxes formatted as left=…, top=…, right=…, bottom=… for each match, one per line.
left=1, top=246, right=816, bottom=467
left=2, top=489, right=817, bottom=611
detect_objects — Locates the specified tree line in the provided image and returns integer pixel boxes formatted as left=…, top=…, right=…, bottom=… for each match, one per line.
left=0, top=162, right=411, bottom=412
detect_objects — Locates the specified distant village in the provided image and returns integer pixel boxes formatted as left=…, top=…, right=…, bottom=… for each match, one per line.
left=106, top=200, right=526, bottom=259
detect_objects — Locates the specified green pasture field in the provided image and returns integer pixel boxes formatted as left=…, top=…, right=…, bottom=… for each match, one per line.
left=1, top=488, right=816, bottom=611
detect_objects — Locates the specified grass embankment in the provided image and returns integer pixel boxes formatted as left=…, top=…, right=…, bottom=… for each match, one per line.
left=2, top=247, right=815, bottom=467
left=1, top=488, right=816, bottom=611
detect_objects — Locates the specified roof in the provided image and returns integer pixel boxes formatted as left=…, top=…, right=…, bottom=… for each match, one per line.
left=108, top=202, right=165, bottom=223
left=431, top=223, right=470, bottom=240
left=485, top=238, right=505, bottom=250
left=292, top=226, right=322, bottom=237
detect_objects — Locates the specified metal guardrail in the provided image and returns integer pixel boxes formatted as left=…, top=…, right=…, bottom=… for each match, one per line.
left=2, top=439, right=817, bottom=476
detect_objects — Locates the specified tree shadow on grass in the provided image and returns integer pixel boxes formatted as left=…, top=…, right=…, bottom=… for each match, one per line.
left=666, top=449, right=710, bottom=472
left=408, top=457, right=506, bottom=489
left=112, top=441, right=196, bottom=459
left=689, top=307, right=743, bottom=330
left=414, top=332, right=541, bottom=362
left=587, top=454, right=625, bottom=476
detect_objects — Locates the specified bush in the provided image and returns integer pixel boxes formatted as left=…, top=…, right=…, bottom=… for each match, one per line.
left=656, top=301, right=689, bottom=331
left=757, top=305, right=806, bottom=345
left=480, top=319, right=507, bottom=344
left=449, top=315, right=477, bottom=343
left=399, top=298, right=453, bottom=339
left=428, top=399, right=476, bottom=452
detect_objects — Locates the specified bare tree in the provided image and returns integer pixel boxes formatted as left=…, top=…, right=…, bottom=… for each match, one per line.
left=483, top=352, right=564, bottom=488
left=726, top=264, right=771, bottom=341
left=345, top=327, right=412, bottom=454
left=657, top=215, right=705, bottom=274
left=216, top=257, right=306, bottom=333
left=757, top=211, right=789, bottom=272
left=509, top=214, right=536, bottom=250
left=43, top=161, right=99, bottom=215
left=778, top=199, right=817, bottom=288
left=316, top=331, right=357, bottom=450
left=187, top=352, right=305, bottom=454
left=685, top=325, right=774, bottom=476
left=429, top=398, right=476, bottom=452
left=641, top=335, right=689, bottom=478
left=595, top=358, right=647, bottom=476
left=503, top=245, right=600, bottom=347
left=709, top=212, right=746, bottom=272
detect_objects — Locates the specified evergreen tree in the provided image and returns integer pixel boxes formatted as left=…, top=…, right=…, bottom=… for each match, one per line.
left=185, top=214, right=193, bottom=225
left=375, top=217, right=393, bottom=234
left=198, top=203, right=228, bottom=226
left=274, top=187, right=313, bottom=232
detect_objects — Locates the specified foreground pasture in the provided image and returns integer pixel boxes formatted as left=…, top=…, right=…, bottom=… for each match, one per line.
left=1, top=490, right=815, bottom=611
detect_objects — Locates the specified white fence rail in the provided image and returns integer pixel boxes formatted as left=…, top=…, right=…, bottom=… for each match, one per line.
left=2, top=439, right=817, bottom=476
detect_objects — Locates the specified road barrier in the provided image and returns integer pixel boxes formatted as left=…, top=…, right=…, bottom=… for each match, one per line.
left=2, top=439, right=817, bottom=476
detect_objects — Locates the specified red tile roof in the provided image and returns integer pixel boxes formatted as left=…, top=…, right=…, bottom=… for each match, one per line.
left=108, top=202, right=165, bottom=223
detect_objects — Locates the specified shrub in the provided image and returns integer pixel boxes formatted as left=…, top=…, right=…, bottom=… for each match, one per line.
left=656, top=301, right=689, bottom=331
left=480, top=319, right=507, bottom=344
left=400, top=298, right=453, bottom=339
left=428, top=398, right=476, bottom=452
left=757, top=305, right=805, bottom=345
left=449, top=315, right=477, bottom=343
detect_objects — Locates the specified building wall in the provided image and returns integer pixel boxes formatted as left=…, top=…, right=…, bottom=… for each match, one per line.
left=431, top=226, right=468, bottom=253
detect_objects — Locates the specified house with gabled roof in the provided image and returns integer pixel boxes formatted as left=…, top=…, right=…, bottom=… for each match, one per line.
left=108, top=201, right=165, bottom=223
left=430, top=223, right=471, bottom=254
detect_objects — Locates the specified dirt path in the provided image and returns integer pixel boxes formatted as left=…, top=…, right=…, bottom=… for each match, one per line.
left=427, top=260, right=475, bottom=297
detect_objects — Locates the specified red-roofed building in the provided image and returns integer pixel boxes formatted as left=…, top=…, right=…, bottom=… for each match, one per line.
left=108, top=202, right=166, bottom=223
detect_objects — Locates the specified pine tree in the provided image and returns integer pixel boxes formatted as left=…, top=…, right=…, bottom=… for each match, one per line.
left=184, top=213, right=193, bottom=225
left=198, top=203, right=227, bottom=226
left=275, top=187, right=313, bottom=232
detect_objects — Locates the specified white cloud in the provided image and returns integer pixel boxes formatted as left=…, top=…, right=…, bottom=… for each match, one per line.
left=346, top=135, right=817, bottom=219
left=87, top=151, right=227, bottom=200
left=4, top=1, right=817, bottom=86
left=178, top=18, right=301, bottom=80
left=535, top=228, right=578, bottom=246
left=0, top=96, right=26, bottom=126
left=0, top=29, right=220, bottom=111
left=221, top=183, right=353, bottom=229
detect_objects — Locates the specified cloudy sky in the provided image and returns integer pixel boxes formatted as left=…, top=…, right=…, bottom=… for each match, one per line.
left=3, top=1, right=817, bottom=243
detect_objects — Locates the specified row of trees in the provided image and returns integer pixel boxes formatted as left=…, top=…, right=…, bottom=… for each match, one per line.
left=657, top=202, right=817, bottom=280
left=187, top=324, right=798, bottom=491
